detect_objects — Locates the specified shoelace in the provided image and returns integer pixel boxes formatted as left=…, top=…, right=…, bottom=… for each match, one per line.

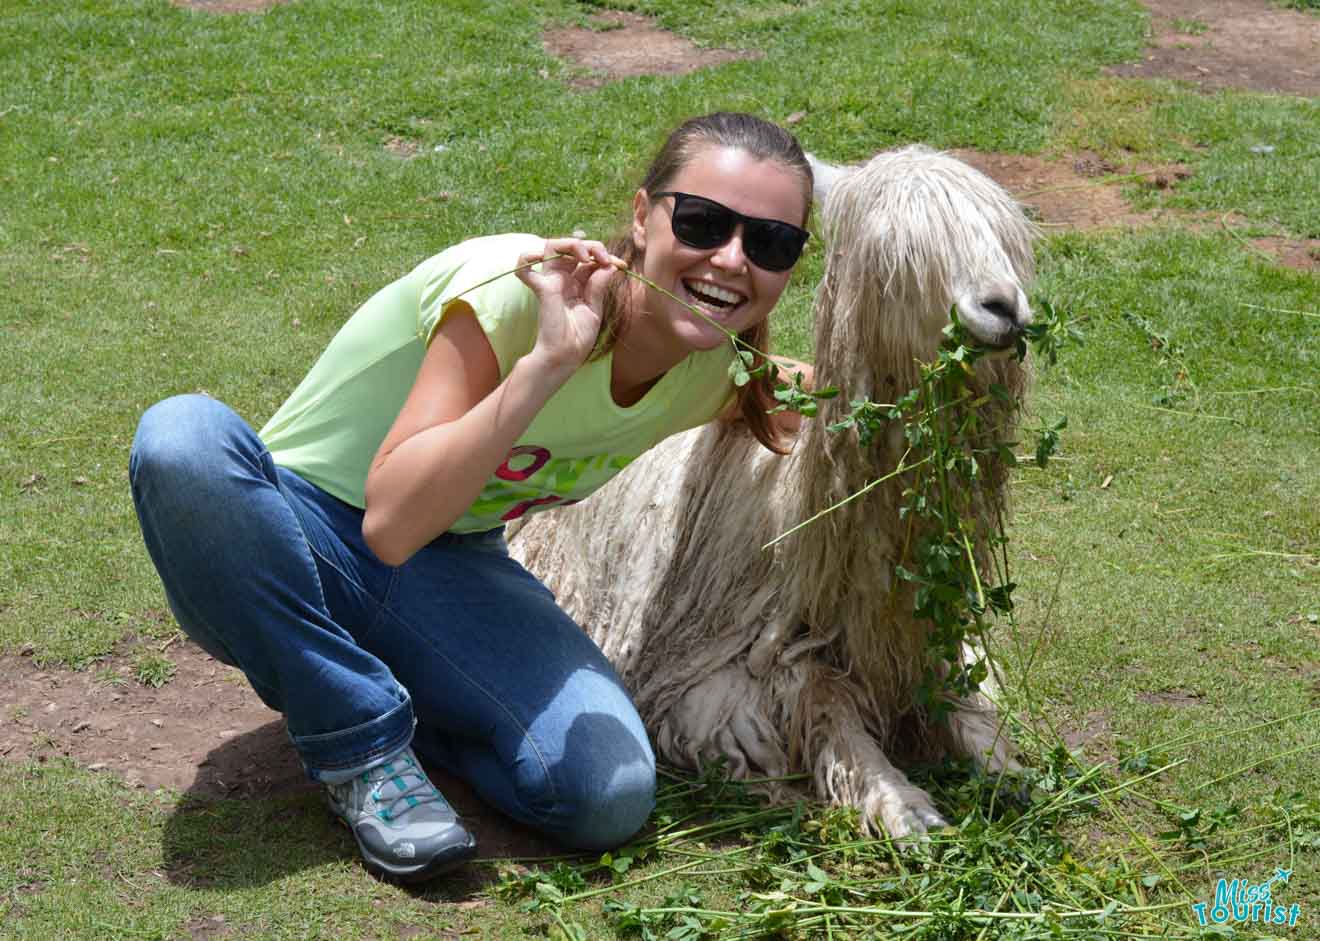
left=366, top=755, right=441, bottom=823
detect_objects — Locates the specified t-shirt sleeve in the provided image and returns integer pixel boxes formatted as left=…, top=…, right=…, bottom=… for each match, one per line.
left=415, top=234, right=543, bottom=378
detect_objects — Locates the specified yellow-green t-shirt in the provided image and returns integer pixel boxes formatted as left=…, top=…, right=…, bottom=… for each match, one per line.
left=259, top=234, right=737, bottom=533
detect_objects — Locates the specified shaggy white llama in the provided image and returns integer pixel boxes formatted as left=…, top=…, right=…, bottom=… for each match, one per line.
left=509, top=146, right=1036, bottom=841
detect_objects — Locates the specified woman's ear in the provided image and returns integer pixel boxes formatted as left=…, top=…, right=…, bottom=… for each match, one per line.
left=631, top=188, right=649, bottom=252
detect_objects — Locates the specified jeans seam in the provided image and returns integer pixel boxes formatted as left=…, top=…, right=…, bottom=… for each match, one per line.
left=371, top=568, right=400, bottom=632
left=379, top=605, right=559, bottom=817
left=306, top=734, right=413, bottom=774
left=276, top=473, right=381, bottom=604
left=303, top=542, right=378, bottom=610
left=292, top=695, right=412, bottom=744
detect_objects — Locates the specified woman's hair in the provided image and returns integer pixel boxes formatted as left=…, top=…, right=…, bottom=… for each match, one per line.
left=593, top=112, right=813, bottom=454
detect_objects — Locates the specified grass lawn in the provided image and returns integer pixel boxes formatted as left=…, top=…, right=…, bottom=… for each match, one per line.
left=2, top=0, right=1317, bottom=938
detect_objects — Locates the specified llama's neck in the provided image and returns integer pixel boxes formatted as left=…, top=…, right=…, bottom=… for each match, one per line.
left=778, top=354, right=1021, bottom=714
left=783, top=356, right=924, bottom=623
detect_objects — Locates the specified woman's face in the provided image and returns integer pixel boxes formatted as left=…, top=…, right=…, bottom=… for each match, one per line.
left=631, top=146, right=808, bottom=354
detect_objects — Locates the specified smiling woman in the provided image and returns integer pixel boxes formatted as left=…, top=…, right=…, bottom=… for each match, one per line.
left=620, top=152, right=807, bottom=371
left=127, top=112, right=814, bottom=884
left=597, top=117, right=814, bottom=447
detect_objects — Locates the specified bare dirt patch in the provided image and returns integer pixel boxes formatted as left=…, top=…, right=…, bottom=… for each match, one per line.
left=1136, top=688, right=1205, bottom=706
left=1061, top=709, right=1116, bottom=764
left=1249, top=237, right=1320, bottom=270
left=1109, top=0, right=1320, bottom=96
left=171, top=0, right=287, bottom=12
left=951, top=149, right=1188, bottom=231
left=947, top=149, right=1317, bottom=271
left=543, top=11, right=759, bottom=89
left=2, top=640, right=294, bottom=797
left=384, top=136, right=424, bottom=161
left=0, top=641, right=563, bottom=861
left=184, top=915, right=232, bottom=940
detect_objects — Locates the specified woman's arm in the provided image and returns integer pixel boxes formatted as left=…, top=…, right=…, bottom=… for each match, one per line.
left=768, top=356, right=814, bottom=435
left=770, top=355, right=813, bottom=389
left=718, top=354, right=815, bottom=434
left=362, top=238, right=621, bottom=566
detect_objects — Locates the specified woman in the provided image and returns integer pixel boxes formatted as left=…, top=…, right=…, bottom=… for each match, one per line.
left=130, top=112, right=813, bottom=882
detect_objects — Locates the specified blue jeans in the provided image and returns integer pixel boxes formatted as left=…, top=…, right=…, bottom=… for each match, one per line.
left=129, top=394, right=654, bottom=851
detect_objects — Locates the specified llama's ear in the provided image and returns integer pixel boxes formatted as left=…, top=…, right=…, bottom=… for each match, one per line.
left=806, top=153, right=851, bottom=208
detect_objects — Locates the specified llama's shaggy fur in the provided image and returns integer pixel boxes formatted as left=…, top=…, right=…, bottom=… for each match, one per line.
left=509, top=146, right=1036, bottom=840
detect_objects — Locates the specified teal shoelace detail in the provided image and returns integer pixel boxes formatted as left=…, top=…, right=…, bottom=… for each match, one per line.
left=367, top=755, right=440, bottom=823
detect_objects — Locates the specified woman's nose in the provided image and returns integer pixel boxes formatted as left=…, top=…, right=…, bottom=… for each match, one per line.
left=709, top=226, right=749, bottom=272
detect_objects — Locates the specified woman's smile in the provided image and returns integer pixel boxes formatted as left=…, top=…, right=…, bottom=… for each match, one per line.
left=681, top=278, right=748, bottom=320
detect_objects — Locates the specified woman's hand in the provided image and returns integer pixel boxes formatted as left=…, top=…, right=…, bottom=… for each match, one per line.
left=515, top=237, right=625, bottom=372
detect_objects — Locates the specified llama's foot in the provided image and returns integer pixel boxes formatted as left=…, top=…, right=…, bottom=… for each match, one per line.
left=815, top=710, right=950, bottom=847
left=868, top=785, right=949, bottom=846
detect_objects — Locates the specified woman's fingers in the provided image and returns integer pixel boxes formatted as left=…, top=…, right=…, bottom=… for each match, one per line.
left=520, top=239, right=626, bottom=280
left=543, top=237, right=626, bottom=269
left=514, top=257, right=544, bottom=293
left=513, top=237, right=619, bottom=362
left=572, top=258, right=600, bottom=287
left=584, top=262, right=615, bottom=311
left=516, top=238, right=624, bottom=300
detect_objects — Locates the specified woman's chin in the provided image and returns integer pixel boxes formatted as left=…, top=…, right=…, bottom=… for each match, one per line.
left=676, top=306, right=743, bottom=346
left=677, top=323, right=734, bottom=352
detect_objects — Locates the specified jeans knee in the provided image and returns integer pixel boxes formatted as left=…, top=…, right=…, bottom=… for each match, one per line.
left=544, top=750, right=657, bottom=852
left=569, top=761, right=656, bottom=851
left=132, top=395, right=213, bottom=482
left=130, top=395, right=254, bottom=502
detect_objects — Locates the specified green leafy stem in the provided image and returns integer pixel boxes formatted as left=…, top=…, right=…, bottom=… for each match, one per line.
left=453, top=256, right=1081, bottom=714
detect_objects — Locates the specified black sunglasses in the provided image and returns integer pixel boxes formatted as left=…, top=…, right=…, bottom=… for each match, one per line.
left=650, top=191, right=809, bottom=272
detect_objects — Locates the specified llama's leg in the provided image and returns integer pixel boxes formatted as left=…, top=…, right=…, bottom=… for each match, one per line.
left=814, top=707, right=947, bottom=844
left=655, top=665, right=789, bottom=780
left=944, top=694, right=1023, bottom=774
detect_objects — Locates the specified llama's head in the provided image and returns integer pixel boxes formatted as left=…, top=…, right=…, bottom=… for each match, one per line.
left=808, top=147, right=1036, bottom=387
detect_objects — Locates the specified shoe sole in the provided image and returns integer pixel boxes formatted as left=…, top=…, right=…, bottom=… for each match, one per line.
left=331, top=811, right=478, bottom=883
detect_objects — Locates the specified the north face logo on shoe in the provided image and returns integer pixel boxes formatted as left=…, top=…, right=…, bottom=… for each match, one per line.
left=394, top=842, right=416, bottom=859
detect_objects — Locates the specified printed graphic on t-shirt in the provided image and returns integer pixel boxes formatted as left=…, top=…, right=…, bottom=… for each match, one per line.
left=466, top=446, right=636, bottom=523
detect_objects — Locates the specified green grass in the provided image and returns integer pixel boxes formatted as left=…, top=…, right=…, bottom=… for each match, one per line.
left=3, top=0, right=1318, bottom=937
left=1055, top=79, right=1320, bottom=238
left=1014, top=226, right=1319, bottom=799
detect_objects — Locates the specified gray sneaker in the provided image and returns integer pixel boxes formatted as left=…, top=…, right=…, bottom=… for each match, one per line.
left=326, top=746, right=476, bottom=881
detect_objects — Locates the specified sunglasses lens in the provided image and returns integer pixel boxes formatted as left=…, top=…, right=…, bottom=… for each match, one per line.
left=743, top=222, right=805, bottom=272
left=663, top=193, right=808, bottom=272
left=670, top=197, right=736, bottom=250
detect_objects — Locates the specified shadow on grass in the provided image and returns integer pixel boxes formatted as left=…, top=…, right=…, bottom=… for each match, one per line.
left=159, top=719, right=568, bottom=897
left=159, top=719, right=338, bottom=890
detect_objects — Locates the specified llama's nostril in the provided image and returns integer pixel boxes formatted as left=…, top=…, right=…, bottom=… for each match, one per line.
left=979, top=281, right=1020, bottom=323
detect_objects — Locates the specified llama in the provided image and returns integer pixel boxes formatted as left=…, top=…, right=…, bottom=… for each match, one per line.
left=509, top=146, right=1036, bottom=841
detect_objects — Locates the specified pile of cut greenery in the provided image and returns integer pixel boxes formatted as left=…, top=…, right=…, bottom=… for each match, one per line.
left=496, top=727, right=1315, bottom=940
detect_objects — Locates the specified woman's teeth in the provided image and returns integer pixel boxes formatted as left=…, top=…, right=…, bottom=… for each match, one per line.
left=683, top=280, right=743, bottom=311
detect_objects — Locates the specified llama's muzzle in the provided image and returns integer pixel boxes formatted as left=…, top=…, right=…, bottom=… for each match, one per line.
left=956, top=279, right=1032, bottom=351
